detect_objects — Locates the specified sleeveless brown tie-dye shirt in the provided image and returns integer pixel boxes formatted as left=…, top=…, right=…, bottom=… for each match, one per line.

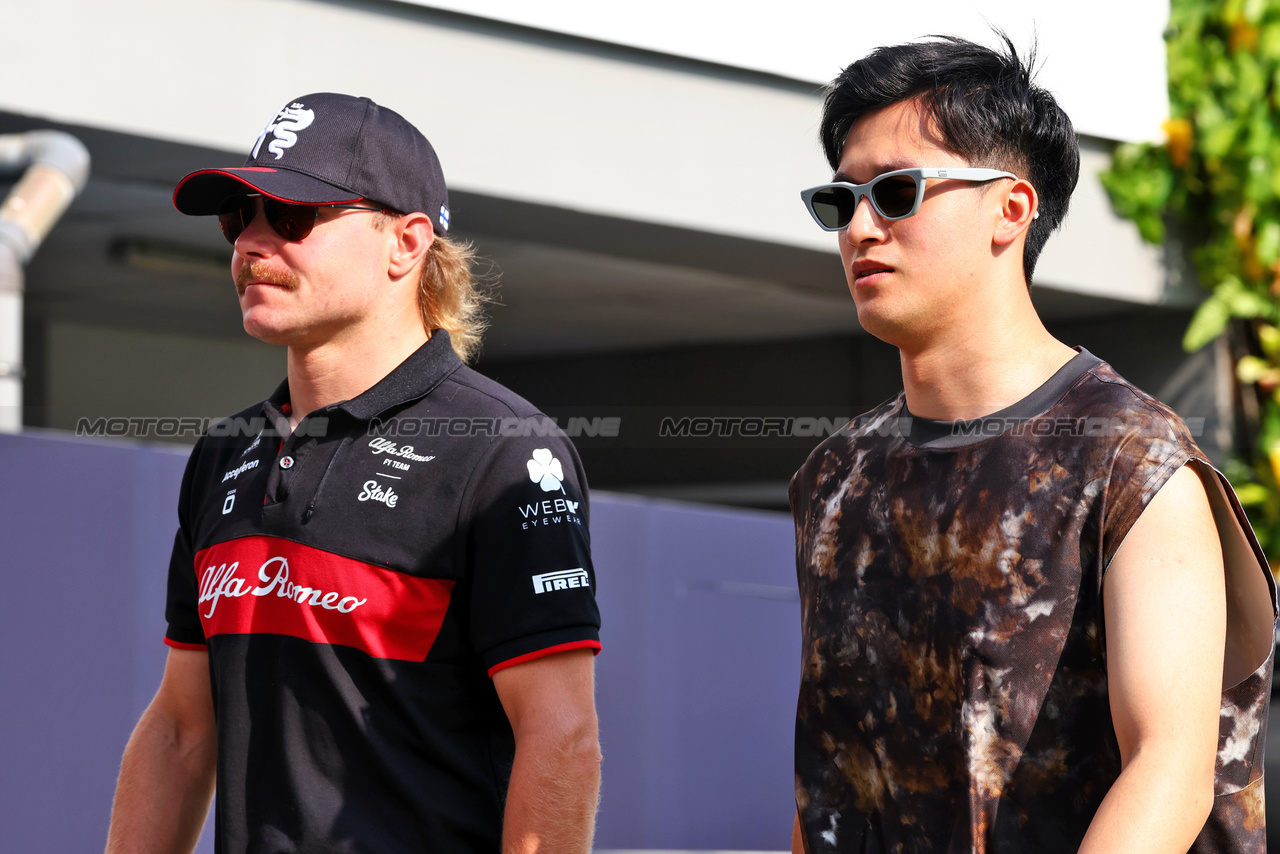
left=791, top=351, right=1277, bottom=854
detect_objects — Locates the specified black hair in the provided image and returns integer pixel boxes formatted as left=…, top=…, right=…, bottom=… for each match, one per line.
left=820, top=33, right=1079, bottom=284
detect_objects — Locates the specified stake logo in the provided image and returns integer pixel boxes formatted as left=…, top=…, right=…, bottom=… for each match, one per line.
left=358, top=480, right=399, bottom=508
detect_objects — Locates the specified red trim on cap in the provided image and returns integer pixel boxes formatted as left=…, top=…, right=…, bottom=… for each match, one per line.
left=172, top=169, right=364, bottom=209
left=487, top=640, right=602, bottom=677
left=164, top=638, right=208, bottom=651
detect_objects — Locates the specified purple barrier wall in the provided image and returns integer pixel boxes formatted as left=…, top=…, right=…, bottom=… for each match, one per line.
left=0, top=431, right=204, bottom=851
left=591, top=493, right=799, bottom=849
left=0, top=431, right=800, bottom=852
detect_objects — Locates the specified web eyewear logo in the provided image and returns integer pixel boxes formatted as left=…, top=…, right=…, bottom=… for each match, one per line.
left=531, top=568, right=589, bottom=594
left=252, top=102, right=316, bottom=160
left=527, top=448, right=565, bottom=493
left=518, top=497, right=583, bottom=531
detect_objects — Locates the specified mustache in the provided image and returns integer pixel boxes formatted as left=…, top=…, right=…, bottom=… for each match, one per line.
left=235, top=263, right=298, bottom=293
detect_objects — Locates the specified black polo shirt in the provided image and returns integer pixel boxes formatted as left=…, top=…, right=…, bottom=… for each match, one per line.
left=163, top=331, right=600, bottom=854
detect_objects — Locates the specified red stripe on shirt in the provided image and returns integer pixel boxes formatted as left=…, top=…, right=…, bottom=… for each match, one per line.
left=193, top=536, right=454, bottom=661
left=487, top=639, right=602, bottom=677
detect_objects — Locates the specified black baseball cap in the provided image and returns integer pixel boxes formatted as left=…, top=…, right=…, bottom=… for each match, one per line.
left=173, top=93, right=451, bottom=234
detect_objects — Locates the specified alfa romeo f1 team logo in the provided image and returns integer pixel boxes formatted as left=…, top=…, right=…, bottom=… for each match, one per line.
left=527, top=448, right=565, bottom=493
left=252, top=102, right=316, bottom=160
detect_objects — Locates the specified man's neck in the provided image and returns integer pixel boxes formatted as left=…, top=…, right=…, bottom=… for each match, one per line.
left=284, top=326, right=430, bottom=429
left=898, top=298, right=1076, bottom=422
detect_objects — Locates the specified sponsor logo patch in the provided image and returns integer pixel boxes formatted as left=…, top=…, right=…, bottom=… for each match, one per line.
left=358, top=480, right=399, bottom=508
left=518, top=497, right=583, bottom=530
left=193, top=536, right=456, bottom=660
left=241, top=429, right=262, bottom=457
left=222, top=458, right=260, bottom=483
left=199, top=555, right=368, bottom=619
left=527, top=448, right=565, bottom=493
left=368, top=438, right=434, bottom=463
left=252, top=102, right=316, bottom=160
left=532, top=568, right=590, bottom=594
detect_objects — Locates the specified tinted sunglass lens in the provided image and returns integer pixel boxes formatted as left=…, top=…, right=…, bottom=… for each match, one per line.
left=264, top=200, right=319, bottom=242
left=810, top=187, right=857, bottom=229
left=871, top=175, right=919, bottom=218
left=217, top=198, right=253, bottom=245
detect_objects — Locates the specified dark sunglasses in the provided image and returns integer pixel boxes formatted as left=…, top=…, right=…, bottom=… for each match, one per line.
left=217, top=196, right=386, bottom=245
left=799, top=167, right=1017, bottom=230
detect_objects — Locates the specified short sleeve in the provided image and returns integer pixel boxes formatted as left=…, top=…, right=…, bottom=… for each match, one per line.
left=462, top=430, right=600, bottom=676
left=1098, top=413, right=1195, bottom=572
left=164, top=444, right=208, bottom=650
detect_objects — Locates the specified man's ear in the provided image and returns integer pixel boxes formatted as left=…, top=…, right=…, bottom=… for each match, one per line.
left=388, top=212, right=435, bottom=279
left=993, top=177, right=1038, bottom=247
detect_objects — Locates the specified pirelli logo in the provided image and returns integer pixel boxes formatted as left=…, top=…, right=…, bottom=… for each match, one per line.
left=532, top=568, right=590, bottom=594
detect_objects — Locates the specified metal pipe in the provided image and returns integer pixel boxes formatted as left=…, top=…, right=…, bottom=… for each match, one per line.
left=0, top=131, right=90, bottom=432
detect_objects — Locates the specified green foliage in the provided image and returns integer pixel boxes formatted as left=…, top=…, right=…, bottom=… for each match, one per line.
left=1100, top=0, right=1280, bottom=561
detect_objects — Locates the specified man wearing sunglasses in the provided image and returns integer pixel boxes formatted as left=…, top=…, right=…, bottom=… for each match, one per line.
left=104, top=93, right=602, bottom=854
left=791, top=36, right=1275, bottom=854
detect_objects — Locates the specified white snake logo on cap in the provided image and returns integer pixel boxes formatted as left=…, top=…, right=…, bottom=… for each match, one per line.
left=252, top=102, right=316, bottom=161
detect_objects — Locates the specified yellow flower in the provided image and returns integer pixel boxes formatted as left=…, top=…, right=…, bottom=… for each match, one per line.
left=1230, top=17, right=1260, bottom=54
left=1163, top=117, right=1193, bottom=168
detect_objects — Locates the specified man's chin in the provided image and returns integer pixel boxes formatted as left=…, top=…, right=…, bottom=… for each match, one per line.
left=241, top=316, right=296, bottom=347
left=852, top=302, right=914, bottom=349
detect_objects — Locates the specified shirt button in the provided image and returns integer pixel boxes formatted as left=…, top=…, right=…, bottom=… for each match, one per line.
left=279, top=456, right=295, bottom=470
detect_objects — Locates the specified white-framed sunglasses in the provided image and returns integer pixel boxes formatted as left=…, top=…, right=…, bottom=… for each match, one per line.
left=799, top=167, right=1018, bottom=231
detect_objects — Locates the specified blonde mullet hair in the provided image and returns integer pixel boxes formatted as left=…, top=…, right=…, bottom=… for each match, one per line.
left=417, top=234, right=488, bottom=363
left=375, top=211, right=490, bottom=363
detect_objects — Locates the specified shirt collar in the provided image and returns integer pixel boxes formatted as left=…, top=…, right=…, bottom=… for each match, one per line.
left=262, top=330, right=463, bottom=422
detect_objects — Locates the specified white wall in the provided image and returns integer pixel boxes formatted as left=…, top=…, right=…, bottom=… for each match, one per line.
left=0, top=0, right=1175, bottom=305
left=415, top=0, right=1171, bottom=143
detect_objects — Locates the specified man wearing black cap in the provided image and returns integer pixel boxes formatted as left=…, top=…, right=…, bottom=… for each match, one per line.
left=104, top=93, right=602, bottom=854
